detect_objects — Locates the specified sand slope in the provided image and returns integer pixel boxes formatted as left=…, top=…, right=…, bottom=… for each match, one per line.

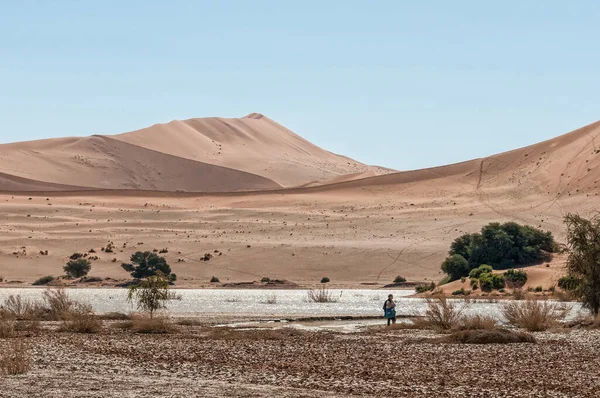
left=112, top=113, right=389, bottom=187
left=0, top=119, right=599, bottom=286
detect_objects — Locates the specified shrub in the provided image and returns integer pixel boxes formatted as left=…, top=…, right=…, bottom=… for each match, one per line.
left=479, top=273, right=505, bottom=292
left=210, top=276, right=220, bottom=283
left=261, top=277, right=271, bottom=283
left=394, top=275, right=407, bottom=283
left=0, top=339, right=30, bottom=375
left=121, top=251, right=173, bottom=279
left=80, top=276, right=102, bottom=283
left=127, top=273, right=181, bottom=318
left=512, top=288, right=527, bottom=300
left=442, top=222, right=556, bottom=279
left=320, top=277, right=330, bottom=284
left=415, top=295, right=465, bottom=330
left=1, top=295, right=32, bottom=319
left=504, top=269, right=528, bottom=288
left=64, top=258, right=91, bottom=278
left=41, top=288, right=92, bottom=321
left=470, top=278, right=479, bottom=290
left=469, top=265, right=493, bottom=279
left=69, top=253, right=84, bottom=260
left=452, top=288, right=470, bottom=296
left=307, top=286, right=338, bottom=303
left=502, top=298, right=570, bottom=331
left=416, top=282, right=436, bottom=293
left=32, top=275, right=54, bottom=286
left=460, top=277, right=467, bottom=283
left=558, top=275, right=579, bottom=291
left=441, top=254, right=469, bottom=281
left=534, top=286, right=543, bottom=292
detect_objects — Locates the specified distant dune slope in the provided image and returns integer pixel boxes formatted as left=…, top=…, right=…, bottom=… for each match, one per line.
left=112, top=113, right=388, bottom=187
left=0, top=135, right=280, bottom=192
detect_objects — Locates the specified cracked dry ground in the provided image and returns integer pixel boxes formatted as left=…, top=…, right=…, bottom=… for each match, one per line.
left=1, top=326, right=600, bottom=398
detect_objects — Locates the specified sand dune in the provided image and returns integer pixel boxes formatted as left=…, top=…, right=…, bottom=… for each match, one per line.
left=0, top=118, right=598, bottom=286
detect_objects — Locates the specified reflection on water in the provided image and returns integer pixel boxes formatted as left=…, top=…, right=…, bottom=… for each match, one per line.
left=0, top=288, right=583, bottom=319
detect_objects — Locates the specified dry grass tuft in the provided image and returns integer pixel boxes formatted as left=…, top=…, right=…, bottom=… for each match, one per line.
left=415, top=295, right=466, bottom=331
left=512, top=288, right=527, bottom=300
left=456, top=314, right=498, bottom=331
left=98, top=312, right=131, bottom=321
left=1, top=295, right=33, bottom=320
left=0, top=319, right=15, bottom=338
left=60, top=311, right=102, bottom=334
left=307, top=286, right=338, bottom=303
left=502, top=298, right=571, bottom=331
left=121, top=315, right=176, bottom=334
left=444, top=328, right=536, bottom=344
left=0, top=339, right=31, bottom=375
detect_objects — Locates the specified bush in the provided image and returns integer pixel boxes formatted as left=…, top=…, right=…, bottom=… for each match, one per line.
left=502, top=299, right=570, bottom=331
left=129, top=315, right=176, bottom=334
left=416, top=282, right=436, bottom=293
left=452, top=288, right=470, bottom=296
left=210, top=276, right=220, bottom=283
left=0, top=319, right=15, bottom=338
left=469, top=264, right=493, bottom=279
left=64, top=258, right=91, bottom=278
left=504, top=269, right=528, bottom=288
left=0, top=339, right=30, bottom=375
left=534, top=286, right=543, bottom=292
left=320, top=277, right=330, bottom=284
left=261, top=277, right=271, bottom=283
left=393, top=275, right=407, bottom=283
left=470, top=278, right=479, bottom=290
left=32, top=275, right=54, bottom=286
left=307, top=286, right=338, bottom=303
left=558, top=275, right=579, bottom=291
left=441, top=222, right=556, bottom=279
left=121, top=251, right=173, bottom=279
left=441, top=254, right=470, bottom=281
left=1, top=295, right=33, bottom=319
left=479, top=273, right=505, bottom=292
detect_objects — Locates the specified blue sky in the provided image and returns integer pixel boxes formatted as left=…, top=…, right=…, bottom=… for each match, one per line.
left=1, top=1, right=599, bottom=170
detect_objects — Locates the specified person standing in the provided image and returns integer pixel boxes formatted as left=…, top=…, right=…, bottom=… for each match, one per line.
left=383, top=294, right=396, bottom=326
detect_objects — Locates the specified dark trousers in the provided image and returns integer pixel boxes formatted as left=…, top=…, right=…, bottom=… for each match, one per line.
left=387, top=317, right=396, bottom=326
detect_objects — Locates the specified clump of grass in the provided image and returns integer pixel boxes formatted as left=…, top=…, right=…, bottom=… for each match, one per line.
left=60, top=310, right=102, bottom=334
left=0, top=339, right=31, bottom=375
left=502, top=298, right=571, bottom=331
left=512, top=288, right=527, bottom=300
left=444, top=328, right=536, bottom=344
left=307, top=286, right=338, bottom=303
left=130, top=315, right=176, bottom=334
left=415, top=294, right=465, bottom=330
left=456, top=314, right=497, bottom=331
left=1, top=295, right=32, bottom=319
left=0, top=319, right=15, bottom=338
left=32, top=275, right=54, bottom=286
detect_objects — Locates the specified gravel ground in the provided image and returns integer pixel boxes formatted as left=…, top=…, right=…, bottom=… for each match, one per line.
left=1, top=324, right=600, bottom=398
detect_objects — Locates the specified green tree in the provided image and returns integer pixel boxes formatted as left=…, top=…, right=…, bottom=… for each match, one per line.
left=127, top=272, right=180, bottom=318
left=564, top=213, right=600, bottom=315
left=441, top=254, right=470, bottom=281
left=64, top=258, right=91, bottom=278
left=121, top=251, right=173, bottom=279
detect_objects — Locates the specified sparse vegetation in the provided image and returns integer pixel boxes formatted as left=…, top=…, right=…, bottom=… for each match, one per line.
left=127, top=272, right=181, bottom=318
left=320, top=277, right=330, bottom=284
left=563, top=213, right=600, bottom=315
left=120, top=315, right=176, bottom=334
left=415, top=294, right=465, bottom=330
left=416, top=281, right=436, bottom=293
left=0, top=339, right=30, bottom=375
left=121, top=251, right=174, bottom=279
left=456, top=314, right=497, bottom=331
left=64, top=258, right=91, bottom=278
left=393, top=275, right=407, bottom=283
left=307, top=286, right=338, bottom=303
left=261, top=277, right=271, bottom=283
left=441, top=222, right=555, bottom=280
left=502, top=298, right=570, bottom=331
left=443, top=328, right=536, bottom=344
left=210, top=276, right=220, bottom=283
left=32, top=275, right=55, bottom=286
left=504, top=269, right=528, bottom=288
left=60, top=309, right=102, bottom=333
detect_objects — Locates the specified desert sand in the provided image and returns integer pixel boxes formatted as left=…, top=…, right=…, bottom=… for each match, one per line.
left=0, top=116, right=599, bottom=286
